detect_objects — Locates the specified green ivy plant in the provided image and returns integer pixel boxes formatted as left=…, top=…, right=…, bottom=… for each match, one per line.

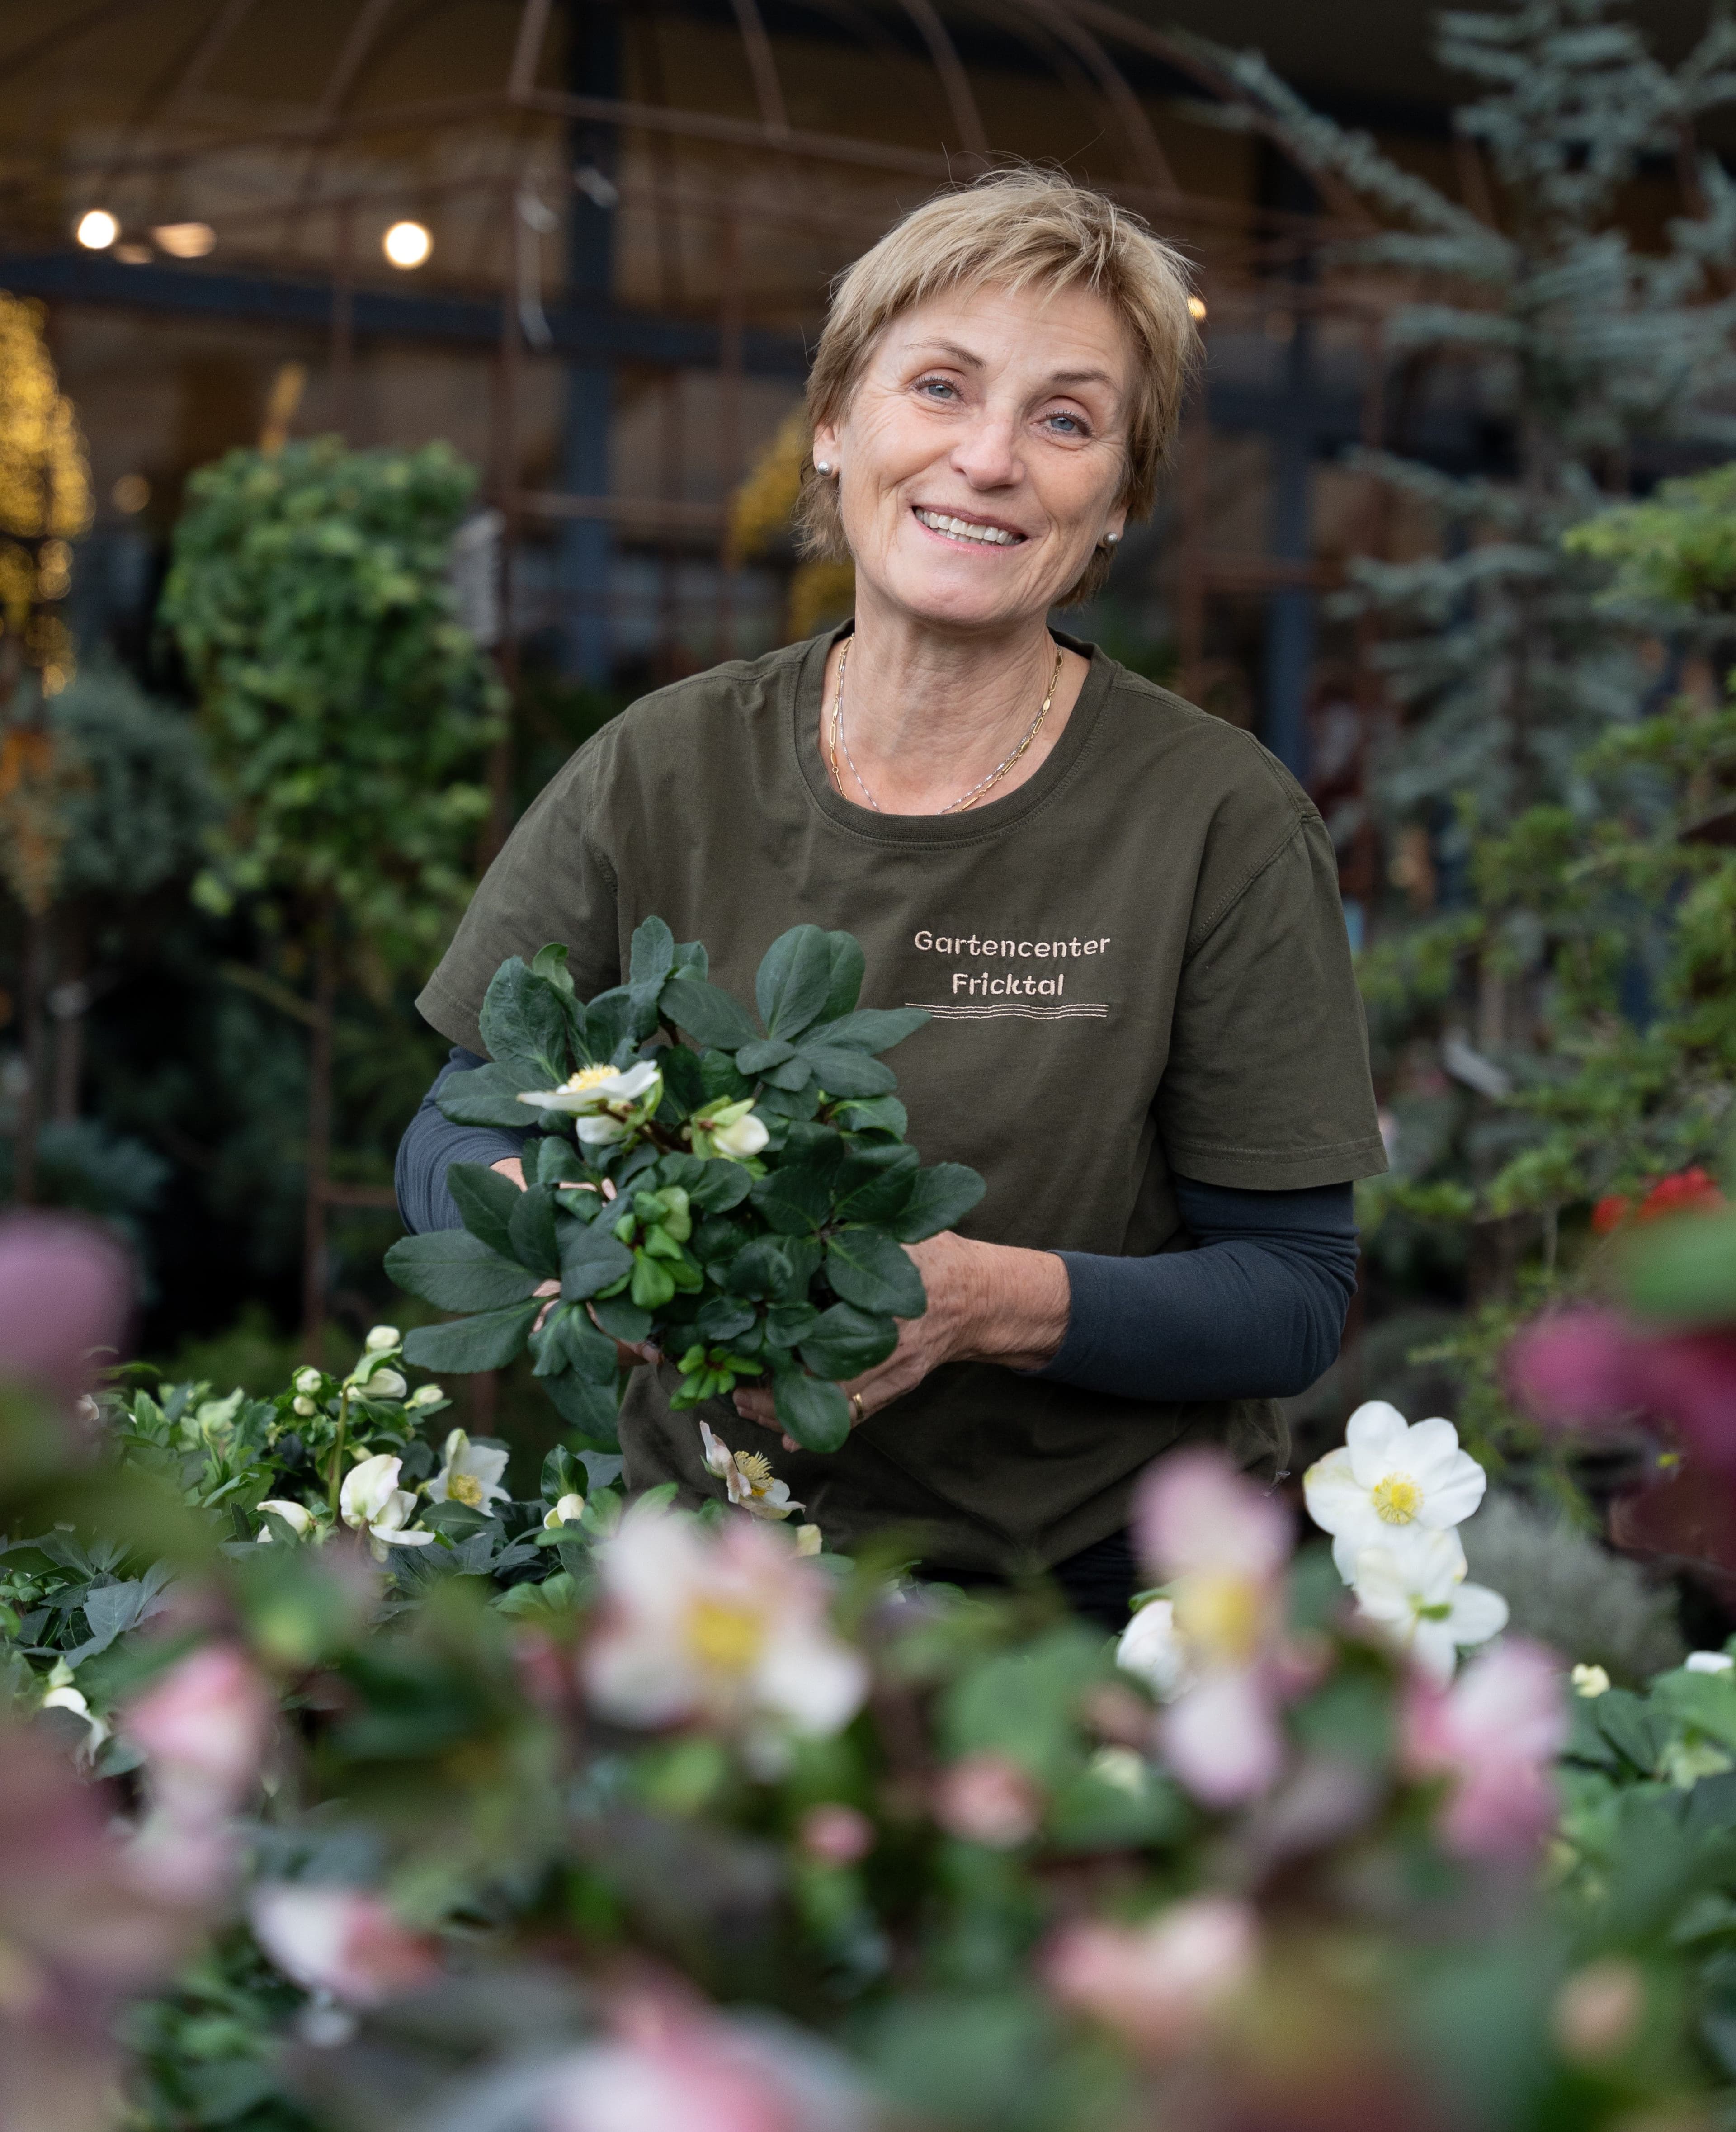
left=384, top=918, right=984, bottom=1453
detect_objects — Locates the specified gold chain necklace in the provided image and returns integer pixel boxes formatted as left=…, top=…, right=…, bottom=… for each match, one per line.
left=827, top=638, right=1065, bottom=816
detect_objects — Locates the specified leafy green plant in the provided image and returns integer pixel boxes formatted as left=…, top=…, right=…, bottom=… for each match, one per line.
left=385, top=917, right=984, bottom=1453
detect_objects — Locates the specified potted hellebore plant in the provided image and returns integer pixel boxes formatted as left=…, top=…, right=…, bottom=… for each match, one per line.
left=384, top=919, right=984, bottom=1455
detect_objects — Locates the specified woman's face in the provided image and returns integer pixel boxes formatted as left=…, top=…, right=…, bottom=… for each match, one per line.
left=813, top=279, right=1134, bottom=636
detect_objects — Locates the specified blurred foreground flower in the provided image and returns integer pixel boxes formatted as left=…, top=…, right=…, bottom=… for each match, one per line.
left=537, top=2002, right=876, bottom=2132
left=584, top=1504, right=867, bottom=1753
left=0, top=1718, right=203, bottom=2132
left=1134, top=1450, right=1292, bottom=1806
left=249, top=1883, right=440, bottom=2006
left=1508, top=1307, right=1736, bottom=1472
left=1403, top=1638, right=1566, bottom=1860
left=0, top=1209, right=133, bottom=1411
left=1115, top=1596, right=1189, bottom=1699
left=934, top=1752, right=1042, bottom=1848
left=1045, top=1894, right=1259, bottom=2055
left=1304, top=1401, right=1486, bottom=1580
left=123, top=1642, right=274, bottom=1902
left=1350, top=1529, right=1508, bottom=1684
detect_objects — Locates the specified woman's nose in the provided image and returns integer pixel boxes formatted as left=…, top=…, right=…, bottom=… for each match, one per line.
left=949, top=408, right=1021, bottom=489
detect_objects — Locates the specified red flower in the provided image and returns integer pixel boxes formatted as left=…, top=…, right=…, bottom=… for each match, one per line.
left=1637, top=1167, right=1723, bottom=1222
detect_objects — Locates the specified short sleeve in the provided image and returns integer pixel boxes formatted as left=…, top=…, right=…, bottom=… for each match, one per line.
left=415, top=732, right=621, bottom=1057
left=1155, top=811, right=1387, bottom=1191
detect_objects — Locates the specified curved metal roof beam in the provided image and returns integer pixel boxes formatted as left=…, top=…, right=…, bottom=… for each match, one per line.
left=165, top=0, right=261, bottom=113
left=731, top=0, right=792, bottom=141
left=316, top=0, right=403, bottom=123
left=1000, top=0, right=1175, bottom=193
left=509, top=0, right=553, bottom=100
left=896, top=0, right=989, bottom=158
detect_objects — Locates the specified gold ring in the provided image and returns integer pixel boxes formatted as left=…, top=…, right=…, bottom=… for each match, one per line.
left=849, top=1391, right=866, bottom=1424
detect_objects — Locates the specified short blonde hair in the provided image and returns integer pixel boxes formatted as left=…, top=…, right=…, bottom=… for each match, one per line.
left=797, top=167, right=1198, bottom=606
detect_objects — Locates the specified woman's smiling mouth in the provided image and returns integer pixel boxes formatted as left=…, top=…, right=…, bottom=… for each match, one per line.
left=912, top=506, right=1025, bottom=547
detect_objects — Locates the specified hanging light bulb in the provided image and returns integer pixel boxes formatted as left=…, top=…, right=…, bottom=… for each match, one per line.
left=1187, top=295, right=1208, bottom=322
left=382, top=220, right=432, bottom=269
left=75, top=209, right=118, bottom=250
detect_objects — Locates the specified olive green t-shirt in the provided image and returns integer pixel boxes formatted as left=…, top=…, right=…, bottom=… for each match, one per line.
left=417, top=629, right=1386, bottom=1572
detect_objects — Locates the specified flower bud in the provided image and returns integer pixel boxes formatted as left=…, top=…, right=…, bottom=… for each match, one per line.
left=366, top=1369, right=408, bottom=1402
left=406, top=1382, right=444, bottom=1409
left=1571, top=1663, right=1610, bottom=1698
left=544, top=1492, right=586, bottom=1528
left=292, top=1395, right=317, bottom=1417
left=294, top=1368, right=323, bottom=1396
left=364, top=1325, right=401, bottom=1353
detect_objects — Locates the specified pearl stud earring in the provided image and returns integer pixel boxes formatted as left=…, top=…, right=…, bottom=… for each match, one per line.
left=1104, top=530, right=1122, bottom=547
left=815, top=459, right=833, bottom=476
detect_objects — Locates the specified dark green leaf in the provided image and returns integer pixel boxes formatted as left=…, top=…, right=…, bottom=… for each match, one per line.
left=750, top=1161, right=835, bottom=1236
left=581, top=988, right=637, bottom=1064
left=831, top=1144, right=920, bottom=1226
left=700, top=1049, right=752, bottom=1104
left=819, top=932, right=865, bottom=1021
left=558, top=1213, right=636, bottom=1301
left=532, top=942, right=575, bottom=995
left=540, top=1371, right=622, bottom=1441
left=542, top=1446, right=584, bottom=1501
left=437, top=1061, right=542, bottom=1128
left=797, top=1046, right=896, bottom=1097
left=590, top=1294, right=652, bottom=1343
left=695, top=1296, right=756, bottom=1342
left=404, top=1300, right=541, bottom=1372
left=765, top=1299, right=821, bottom=1348
left=800, top=1302, right=899, bottom=1379
left=534, top=1138, right=585, bottom=1188
left=629, top=915, right=675, bottom=989
left=386, top=1229, right=541, bottom=1311
left=833, top=1094, right=908, bottom=1138
left=688, top=1160, right=752, bottom=1213
left=756, top=924, right=834, bottom=1039
left=448, top=1159, right=526, bottom=1258
left=662, top=975, right=760, bottom=1051
left=826, top=1229, right=926, bottom=1316
left=895, top=1162, right=988, bottom=1242
left=736, top=1036, right=798, bottom=1074
left=725, top=1238, right=793, bottom=1299
left=658, top=1043, right=705, bottom=1116
left=773, top=1370, right=851, bottom=1453
left=479, top=958, right=569, bottom=1077
left=807, top=1007, right=930, bottom=1054
left=532, top=1302, right=620, bottom=1384
left=508, top=1184, right=561, bottom=1279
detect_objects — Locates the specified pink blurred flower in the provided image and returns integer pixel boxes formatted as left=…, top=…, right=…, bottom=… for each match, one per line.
left=1403, top=1638, right=1567, bottom=1860
left=1507, top=1310, right=1736, bottom=1473
left=122, top=1644, right=274, bottom=1904
left=249, top=1884, right=440, bottom=2007
left=933, top=1753, right=1042, bottom=1848
left=1045, top=1895, right=1259, bottom=2055
left=799, top=1803, right=875, bottom=1865
left=0, top=1718, right=202, bottom=2132
left=1133, top=1451, right=1294, bottom=1807
left=538, top=2005, right=872, bottom=2132
left=124, top=1644, right=273, bottom=1815
left=0, top=1211, right=132, bottom=1413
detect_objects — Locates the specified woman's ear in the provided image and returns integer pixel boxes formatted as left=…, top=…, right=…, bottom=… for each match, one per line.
left=811, top=418, right=841, bottom=472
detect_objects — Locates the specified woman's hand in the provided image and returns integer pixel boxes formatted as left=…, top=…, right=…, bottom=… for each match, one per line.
left=488, top=1158, right=659, bottom=1366
left=731, top=1232, right=1069, bottom=1448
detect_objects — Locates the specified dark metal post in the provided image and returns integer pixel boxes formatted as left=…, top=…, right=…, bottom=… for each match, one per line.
left=558, top=0, right=618, bottom=686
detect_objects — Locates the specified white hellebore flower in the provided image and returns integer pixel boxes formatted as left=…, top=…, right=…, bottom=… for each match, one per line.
left=1303, top=1400, right=1487, bottom=1582
left=1687, top=1651, right=1736, bottom=1674
left=710, top=1100, right=770, bottom=1161
left=426, top=1429, right=510, bottom=1514
left=700, top=1419, right=803, bottom=1521
left=294, top=1367, right=323, bottom=1397
left=256, top=1499, right=315, bottom=1542
left=364, top=1325, right=401, bottom=1353
left=1115, top=1597, right=1191, bottom=1701
left=544, top=1492, right=586, bottom=1529
left=406, top=1382, right=445, bottom=1410
left=362, top=1368, right=407, bottom=1402
left=340, top=1453, right=436, bottom=1561
left=584, top=1502, right=867, bottom=1748
left=517, top=1060, right=663, bottom=1146
left=42, top=1660, right=109, bottom=1756
left=1351, top=1529, right=1508, bottom=1684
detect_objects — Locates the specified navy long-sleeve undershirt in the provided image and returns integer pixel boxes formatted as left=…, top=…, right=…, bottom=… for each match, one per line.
left=394, top=1047, right=1357, bottom=1404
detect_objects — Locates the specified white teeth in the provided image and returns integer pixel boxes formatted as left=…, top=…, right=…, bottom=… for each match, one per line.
left=915, top=509, right=1019, bottom=546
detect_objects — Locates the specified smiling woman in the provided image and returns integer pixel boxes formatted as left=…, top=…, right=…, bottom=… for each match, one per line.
left=398, top=168, right=1388, bottom=1629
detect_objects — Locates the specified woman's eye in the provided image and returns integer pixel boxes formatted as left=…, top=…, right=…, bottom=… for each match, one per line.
left=915, top=377, right=958, bottom=401
left=1044, top=411, right=1088, bottom=437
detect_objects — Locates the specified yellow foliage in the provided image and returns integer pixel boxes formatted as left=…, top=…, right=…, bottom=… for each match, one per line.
left=729, top=406, right=809, bottom=564
left=0, top=294, right=91, bottom=543
left=729, top=406, right=856, bottom=642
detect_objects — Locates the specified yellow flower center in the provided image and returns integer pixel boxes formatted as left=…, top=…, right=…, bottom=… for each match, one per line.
left=1172, top=1571, right=1263, bottom=1667
left=562, top=1065, right=618, bottom=1095
left=733, top=1451, right=774, bottom=1494
left=685, top=1597, right=765, bottom=1675
left=1372, top=1473, right=1422, bottom=1525
left=448, top=1472, right=485, bottom=1508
